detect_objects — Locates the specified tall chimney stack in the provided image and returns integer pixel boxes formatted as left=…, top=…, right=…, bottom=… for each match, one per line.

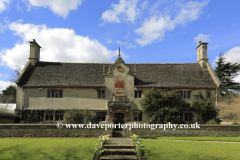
left=196, top=41, right=208, bottom=70
left=29, top=39, right=41, bottom=65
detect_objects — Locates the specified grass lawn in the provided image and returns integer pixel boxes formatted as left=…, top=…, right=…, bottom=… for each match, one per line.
left=157, top=136, right=240, bottom=142
left=0, top=138, right=98, bottom=160
left=141, top=139, right=240, bottom=160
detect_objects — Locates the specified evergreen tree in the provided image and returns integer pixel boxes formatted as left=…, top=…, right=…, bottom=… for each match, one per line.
left=215, top=52, right=240, bottom=96
left=140, top=88, right=190, bottom=124
left=1, top=86, right=16, bottom=103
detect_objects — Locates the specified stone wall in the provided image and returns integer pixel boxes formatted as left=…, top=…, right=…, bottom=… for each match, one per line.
left=123, top=124, right=240, bottom=137
left=0, top=124, right=113, bottom=137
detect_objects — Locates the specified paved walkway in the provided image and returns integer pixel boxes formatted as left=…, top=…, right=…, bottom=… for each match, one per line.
left=160, top=139, right=240, bottom=143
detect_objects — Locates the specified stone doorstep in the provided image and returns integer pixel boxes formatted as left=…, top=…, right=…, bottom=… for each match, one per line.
left=99, top=155, right=137, bottom=160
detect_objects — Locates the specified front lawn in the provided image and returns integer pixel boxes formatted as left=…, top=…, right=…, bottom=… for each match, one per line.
left=141, top=139, right=240, bottom=160
left=0, top=138, right=98, bottom=160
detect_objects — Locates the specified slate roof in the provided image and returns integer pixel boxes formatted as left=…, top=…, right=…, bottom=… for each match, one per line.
left=18, top=62, right=217, bottom=89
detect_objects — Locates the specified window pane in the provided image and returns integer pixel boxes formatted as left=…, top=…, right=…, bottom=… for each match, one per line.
left=55, top=112, right=60, bottom=120
left=133, top=112, right=137, bottom=121
left=138, top=112, right=142, bottom=121
left=47, top=91, right=50, bottom=97
left=180, top=91, right=182, bottom=98
left=45, top=112, right=49, bottom=120
left=59, top=91, right=62, bottom=98
left=184, top=113, right=188, bottom=121
left=50, top=112, right=53, bottom=120
left=51, top=90, right=54, bottom=97
left=102, top=112, right=106, bottom=121
left=189, top=113, right=193, bottom=121
left=184, top=92, right=187, bottom=98
left=55, top=91, right=58, bottom=98
left=188, top=92, right=191, bottom=99
left=102, top=90, right=105, bottom=98
left=135, top=91, right=138, bottom=98
left=60, top=112, right=64, bottom=120
left=139, top=91, right=142, bottom=98
left=97, top=112, right=102, bottom=121
left=97, top=90, right=101, bottom=98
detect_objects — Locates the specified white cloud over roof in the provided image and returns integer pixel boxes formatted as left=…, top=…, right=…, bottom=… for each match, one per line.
left=0, top=20, right=120, bottom=70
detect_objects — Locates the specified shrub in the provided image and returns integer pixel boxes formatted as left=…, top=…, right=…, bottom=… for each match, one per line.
left=206, top=119, right=219, bottom=124
left=232, top=122, right=239, bottom=125
left=63, top=109, right=98, bottom=124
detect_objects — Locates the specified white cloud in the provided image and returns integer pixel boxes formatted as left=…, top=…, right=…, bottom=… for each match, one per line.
left=194, top=34, right=210, bottom=45
left=126, top=43, right=136, bottom=49
left=107, top=39, right=112, bottom=43
left=0, top=20, right=122, bottom=70
left=0, top=81, right=15, bottom=93
left=0, top=0, right=10, bottom=13
left=0, top=73, right=2, bottom=77
left=101, top=0, right=140, bottom=24
left=0, top=23, right=7, bottom=33
left=135, top=0, right=210, bottom=46
left=25, top=0, right=82, bottom=18
left=141, top=1, right=148, bottom=10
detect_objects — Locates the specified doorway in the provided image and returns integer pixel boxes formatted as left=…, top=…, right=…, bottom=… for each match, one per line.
left=114, top=113, right=125, bottom=131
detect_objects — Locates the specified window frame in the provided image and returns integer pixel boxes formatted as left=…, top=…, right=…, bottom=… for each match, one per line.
left=97, top=89, right=105, bottom=98
left=47, top=90, right=63, bottom=98
left=132, top=111, right=143, bottom=121
left=134, top=90, right=142, bottom=98
left=97, top=112, right=106, bottom=121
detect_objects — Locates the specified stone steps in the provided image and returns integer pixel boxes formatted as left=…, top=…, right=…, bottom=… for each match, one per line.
left=99, top=138, right=138, bottom=160
left=100, top=155, right=137, bottom=160
left=102, top=149, right=136, bottom=155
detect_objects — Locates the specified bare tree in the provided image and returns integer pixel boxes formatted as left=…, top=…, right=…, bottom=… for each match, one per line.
left=8, top=65, right=23, bottom=83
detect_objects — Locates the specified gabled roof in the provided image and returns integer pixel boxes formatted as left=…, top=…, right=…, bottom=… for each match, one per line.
left=18, top=62, right=217, bottom=89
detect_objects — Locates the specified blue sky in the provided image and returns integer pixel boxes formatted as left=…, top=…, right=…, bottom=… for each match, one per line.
left=0, top=0, right=240, bottom=93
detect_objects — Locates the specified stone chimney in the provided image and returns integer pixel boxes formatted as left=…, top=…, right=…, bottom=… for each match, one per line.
left=196, top=41, right=208, bottom=70
left=29, top=39, right=41, bottom=65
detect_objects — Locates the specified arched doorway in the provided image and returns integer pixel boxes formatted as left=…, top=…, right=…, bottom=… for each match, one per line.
left=114, top=113, right=125, bottom=131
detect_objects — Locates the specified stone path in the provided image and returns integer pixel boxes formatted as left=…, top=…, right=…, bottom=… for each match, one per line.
left=99, top=138, right=138, bottom=160
left=161, top=139, right=240, bottom=143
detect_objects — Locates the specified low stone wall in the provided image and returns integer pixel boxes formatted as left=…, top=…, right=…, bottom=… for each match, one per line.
left=0, top=124, right=113, bottom=137
left=124, top=124, right=240, bottom=137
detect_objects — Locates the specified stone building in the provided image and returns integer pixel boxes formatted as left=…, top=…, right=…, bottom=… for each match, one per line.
left=16, top=39, right=220, bottom=124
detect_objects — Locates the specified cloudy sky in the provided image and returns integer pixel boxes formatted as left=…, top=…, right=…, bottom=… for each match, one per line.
left=0, top=0, right=240, bottom=93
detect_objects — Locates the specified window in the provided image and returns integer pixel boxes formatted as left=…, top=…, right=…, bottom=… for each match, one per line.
left=55, top=111, right=64, bottom=121
left=188, top=92, right=191, bottom=99
left=45, top=111, right=54, bottom=121
left=133, top=112, right=142, bottom=121
left=97, top=112, right=106, bottom=121
left=97, top=90, right=105, bottom=98
left=47, top=90, right=62, bottom=98
left=180, top=91, right=191, bottom=99
left=184, top=113, right=193, bottom=122
left=135, top=91, right=142, bottom=98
